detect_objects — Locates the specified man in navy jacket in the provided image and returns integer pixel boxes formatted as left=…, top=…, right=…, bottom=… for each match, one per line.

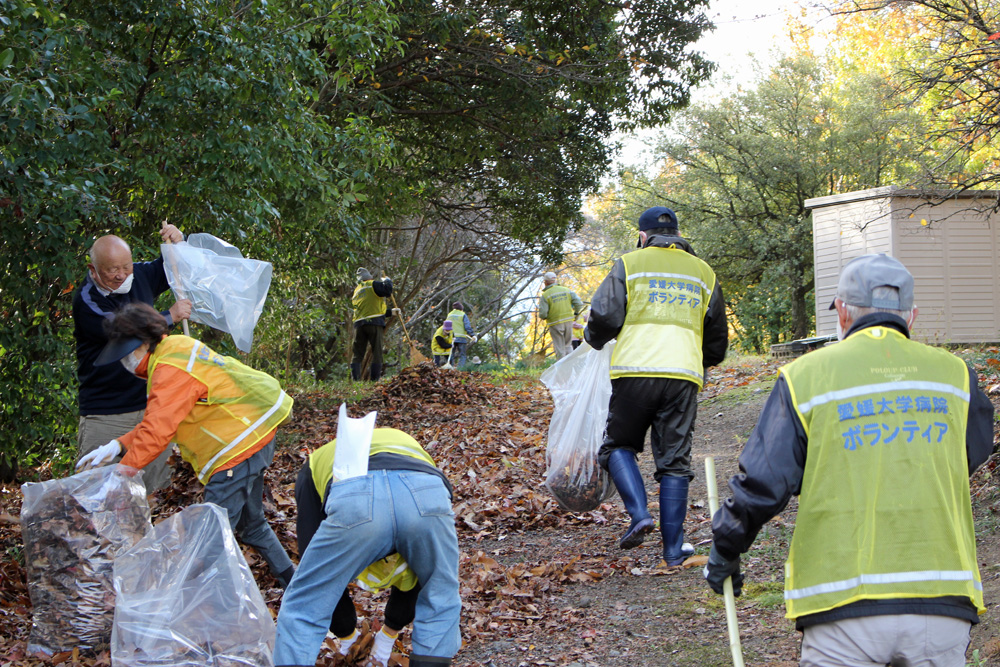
left=73, top=225, right=191, bottom=493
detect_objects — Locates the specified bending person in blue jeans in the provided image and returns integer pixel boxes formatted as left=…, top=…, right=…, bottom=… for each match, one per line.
left=275, top=428, right=461, bottom=667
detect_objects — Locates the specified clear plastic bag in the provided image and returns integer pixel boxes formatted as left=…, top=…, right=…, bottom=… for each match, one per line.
left=111, top=503, right=275, bottom=667
left=161, top=233, right=273, bottom=352
left=539, top=342, right=616, bottom=512
left=20, top=466, right=151, bottom=655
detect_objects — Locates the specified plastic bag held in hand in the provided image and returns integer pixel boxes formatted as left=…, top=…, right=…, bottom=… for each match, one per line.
left=539, top=342, right=616, bottom=512
left=112, top=504, right=275, bottom=667
left=331, top=403, right=377, bottom=483
left=161, top=233, right=272, bottom=352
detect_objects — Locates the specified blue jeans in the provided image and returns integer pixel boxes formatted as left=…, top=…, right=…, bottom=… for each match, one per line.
left=451, top=340, right=469, bottom=367
left=274, top=470, right=460, bottom=666
left=204, top=439, right=293, bottom=579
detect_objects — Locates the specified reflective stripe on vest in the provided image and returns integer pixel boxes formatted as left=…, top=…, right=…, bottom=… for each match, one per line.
left=148, top=336, right=294, bottom=484
left=779, top=326, right=982, bottom=619
left=541, top=285, right=575, bottom=326
left=447, top=310, right=468, bottom=339
left=353, top=280, right=386, bottom=322
left=609, top=247, right=716, bottom=386
left=431, top=326, right=454, bottom=355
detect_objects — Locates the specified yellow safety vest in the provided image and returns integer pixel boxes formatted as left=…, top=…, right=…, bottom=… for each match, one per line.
left=308, top=428, right=438, bottom=593
left=148, top=336, right=293, bottom=484
left=541, top=285, right=576, bottom=326
left=780, top=326, right=983, bottom=619
left=431, top=326, right=454, bottom=356
left=447, top=309, right=468, bottom=339
left=352, top=280, right=387, bottom=323
left=572, top=312, right=586, bottom=341
left=610, top=246, right=716, bottom=386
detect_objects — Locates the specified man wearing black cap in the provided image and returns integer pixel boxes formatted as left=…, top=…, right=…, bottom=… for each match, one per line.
left=585, top=206, right=728, bottom=566
left=706, top=254, right=994, bottom=664
left=351, top=268, right=394, bottom=381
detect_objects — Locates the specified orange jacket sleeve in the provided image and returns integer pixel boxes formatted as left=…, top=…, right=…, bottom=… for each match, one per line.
left=118, top=364, right=207, bottom=470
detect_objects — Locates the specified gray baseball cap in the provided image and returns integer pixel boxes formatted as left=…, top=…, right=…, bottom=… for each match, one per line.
left=829, top=253, right=914, bottom=311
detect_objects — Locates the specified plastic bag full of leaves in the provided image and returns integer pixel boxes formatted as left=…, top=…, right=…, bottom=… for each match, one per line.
left=20, top=465, right=151, bottom=655
left=111, top=503, right=275, bottom=667
left=539, top=342, right=616, bottom=512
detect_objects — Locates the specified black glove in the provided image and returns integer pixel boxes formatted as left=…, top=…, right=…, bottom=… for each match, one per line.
left=704, top=545, right=743, bottom=597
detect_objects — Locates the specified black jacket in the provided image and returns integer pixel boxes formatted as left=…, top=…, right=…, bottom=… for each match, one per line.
left=584, top=234, right=728, bottom=368
left=73, top=258, right=175, bottom=415
left=713, top=312, right=995, bottom=629
left=354, top=278, right=393, bottom=328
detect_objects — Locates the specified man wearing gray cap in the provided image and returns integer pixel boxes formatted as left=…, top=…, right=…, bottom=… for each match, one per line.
left=706, top=253, right=994, bottom=665
left=538, top=272, right=583, bottom=359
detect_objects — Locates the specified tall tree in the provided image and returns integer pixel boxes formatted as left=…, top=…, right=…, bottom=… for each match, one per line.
left=835, top=0, right=1000, bottom=192
left=593, top=53, right=923, bottom=350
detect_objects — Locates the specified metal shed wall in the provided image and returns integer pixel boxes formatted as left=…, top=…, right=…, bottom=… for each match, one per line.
left=806, top=187, right=1000, bottom=344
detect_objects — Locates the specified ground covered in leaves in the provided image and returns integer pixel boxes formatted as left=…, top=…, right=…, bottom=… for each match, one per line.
left=2, top=353, right=1000, bottom=666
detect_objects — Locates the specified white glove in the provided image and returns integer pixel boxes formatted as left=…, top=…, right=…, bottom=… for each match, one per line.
left=392, top=307, right=402, bottom=316
left=470, top=335, right=478, bottom=343
left=76, top=439, right=122, bottom=470
left=381, top=276, right=391, bottom=283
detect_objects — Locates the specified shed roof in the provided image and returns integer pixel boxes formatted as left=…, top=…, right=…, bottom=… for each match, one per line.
left=805, top=186, right=1000, bottom=211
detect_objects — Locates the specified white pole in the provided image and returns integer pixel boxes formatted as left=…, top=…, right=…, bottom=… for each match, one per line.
left=705, top=456, right=745, bottom=667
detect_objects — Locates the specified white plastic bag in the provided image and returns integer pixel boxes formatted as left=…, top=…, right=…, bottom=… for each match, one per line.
left=539, top=342, right=616, bottom=512
left=161, top=233, right=273, bottom=352
left=331, top=403, right=377, bottom=483
left=20, top=466, right=150, bottom=655
left=111, top=503, right=275, bottom=667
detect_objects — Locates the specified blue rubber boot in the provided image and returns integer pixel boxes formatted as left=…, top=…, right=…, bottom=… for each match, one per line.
left=370, top=363, right=383, bottom=382
left=607, top=449, right=655, bottom=549
left=660, top=476, right=694, bottom=566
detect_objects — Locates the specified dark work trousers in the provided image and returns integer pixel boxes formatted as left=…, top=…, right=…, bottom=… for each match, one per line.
left=294, top=465, right=419, bottom=636
left=352, top=322, right=384, bottom=365
left=598, top=376, right=699, bottom=481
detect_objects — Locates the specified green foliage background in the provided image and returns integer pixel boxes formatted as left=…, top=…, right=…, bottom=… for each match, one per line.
left=1, top=0, right=714, bottom=479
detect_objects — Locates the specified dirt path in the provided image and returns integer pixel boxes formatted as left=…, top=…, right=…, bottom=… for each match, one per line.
left=455, top=373, right=1000, bottom=667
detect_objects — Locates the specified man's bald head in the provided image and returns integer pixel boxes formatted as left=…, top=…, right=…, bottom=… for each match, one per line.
left=88, top=235, right=134, bottom=292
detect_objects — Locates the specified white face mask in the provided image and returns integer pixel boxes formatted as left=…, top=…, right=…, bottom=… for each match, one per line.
left=120, top=349, right=142, bottom=375
left=110, top=272, right=134, bottom=295
left=836, top=319, right=845, bottom=341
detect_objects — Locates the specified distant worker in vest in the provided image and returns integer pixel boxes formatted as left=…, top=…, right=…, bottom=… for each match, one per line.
left=585, top=206, right=728, bottom=566
left=446, top=302, right=476, bottom=368
left=538, top=272, right=583, bottom=359
left=76, top=302, right=296, bottom=588
left=431, top=319, right=454, bottom=367
left=570, top=308, right=588, bottom=351
left=352, top=268, right=394, bottom=382
left=276, top=428, right=460, bottom=667
left=706, top=254, right=994, bottom=665
left=73, top=225, right=192, bottom=494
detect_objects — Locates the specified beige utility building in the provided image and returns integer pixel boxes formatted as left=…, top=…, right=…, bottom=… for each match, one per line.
left=805, top=186, right=1000, bottom=345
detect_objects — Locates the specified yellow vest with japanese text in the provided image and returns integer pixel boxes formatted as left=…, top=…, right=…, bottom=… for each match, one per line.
left=352, top=280, right=387, bottom=323
left=148, top=336, right=293, bottom=484
left=541, top=285, right=575, bottom=326
left=780, top=326, right=982, bottom=619
left=308, top=428, right=438, bottom=592
left=447, top=309, right=468, bottom=339
left=431, top=326, right=454, bottom=356
left=610, top=246, right=715, bottom=386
